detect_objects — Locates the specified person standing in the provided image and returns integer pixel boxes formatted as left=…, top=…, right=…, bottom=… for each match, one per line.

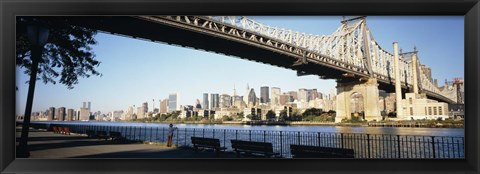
left=167, top=123, right=178, bottom=147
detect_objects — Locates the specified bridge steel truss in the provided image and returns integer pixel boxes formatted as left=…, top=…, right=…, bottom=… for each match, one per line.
left=139, top=16, right=454, bottom=104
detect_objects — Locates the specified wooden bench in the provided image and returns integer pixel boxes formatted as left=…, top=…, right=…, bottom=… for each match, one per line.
left=52, top=127, right=60, bottom=134
left=62, top=127, right=71, bottom=135
left=191, top=137, right=226, bottom=157
left=96, top=130, right=109, bottom=140
left=109, top=131, right=125, bottom=142
left=231, top=140, right=280, bottom=158
left=290, top=145, right=355, bottom=158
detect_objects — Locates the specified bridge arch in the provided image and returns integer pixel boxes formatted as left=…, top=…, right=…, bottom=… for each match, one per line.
left=335, top=78, right=381, bottom=122
left=350, top=92, right=365, bottom=120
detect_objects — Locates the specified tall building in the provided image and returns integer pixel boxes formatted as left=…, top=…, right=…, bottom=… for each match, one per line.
left=112, top=110, right=124, bottom=121
left=247, top=88, right=257, bottom=107
left=124, top=106, right=134, bottom=120
left=48, top=107, right=55, bottom=121
left=57, top=107, right=66, bottom=121
left=160, top=99, right=168, bottom=114
left=168, top=93, right=179, bottom=112
left=210, top=93, right=220, bottom=109
left=298, top=88, right=308, bottom=102
left=307, top=89, right=319, bottom=102
left=203, top=93, right=209, bottom=110
left=80, top=101, right=92, bottom=120
left=288, top=91, right=298, bottom=102
left=136, top=107, right=144, bottom=119
left=66, top=109, right=74, bottom=121
left=260, top=86, right=269, bottom=104
left=220, top=94, right=232, bottom=108
left=279, top=94, right=290, bottom=106
left=271, top=87, right=281, bottom=106
left=79, top=107, right=90, bottom=121
left=243, top=84, right=250, bottom=106
left=142, top=102, right=149, bottom=114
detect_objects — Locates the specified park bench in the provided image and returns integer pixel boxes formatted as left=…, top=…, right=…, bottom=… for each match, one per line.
left=60, top=127, right=71, bottom=135
left=191, top=137, right=226, bottom=157
left=231, top=140, right=280, bottom=158
left=96, top=130, right=109, bottom=140
left=86, top=130, right=96, bottom=138
left=52, top=126, right=60, bottom=134
left=290, top=144, right=355, bottom=158
left=109, top=131, right=125, bottom=142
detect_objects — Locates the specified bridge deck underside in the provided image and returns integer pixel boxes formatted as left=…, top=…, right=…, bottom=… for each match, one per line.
left=65, top=16, right=453, bottom=103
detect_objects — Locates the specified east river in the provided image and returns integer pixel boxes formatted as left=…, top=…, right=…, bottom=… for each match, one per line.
left=33, top=121, right=464, bottom=137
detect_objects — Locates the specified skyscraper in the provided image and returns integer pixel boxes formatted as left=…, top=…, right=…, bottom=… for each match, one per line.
left=260, top=86, right=269, bottom=104
left=142, top=102, right=149, bottom=114
left=210, top=93, right=220, bottom=109
left=66, top=109, right=74, bottom=121
left=160, top=99, right=168, bottom=114
left=271, top=87, right=281, bottom=106
left=243, top=83, right=250, bottom=106
left=247, top=88, right=257, bottom=107
left=203, top=93, right=209, bottom=110
left=48, top=107, right=55, bottom=121
left=298, top=88, right=308, bottom=102
left=220, top=94, right=232, bottom=108
left=58, top=107, right=66, bottom=121
left=307, top=89, right=319, bottom=102
left=79, top=107, right=90, bottom=121
left=288, top=91, right=298, bottom=101
left=280, top=94, right=290, bottom=105
left=168, top=93, right=179, bottom=112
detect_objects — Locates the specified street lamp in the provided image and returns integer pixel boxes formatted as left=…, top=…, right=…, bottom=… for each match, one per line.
left=17, top=23, right=49, bottom=158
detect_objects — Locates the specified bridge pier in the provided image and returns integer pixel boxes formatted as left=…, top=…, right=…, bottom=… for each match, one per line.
left=335, top=78, right=382, bottom=123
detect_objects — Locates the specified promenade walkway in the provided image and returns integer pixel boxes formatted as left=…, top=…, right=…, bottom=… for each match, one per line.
left=16, top=128, right=236, bottom=158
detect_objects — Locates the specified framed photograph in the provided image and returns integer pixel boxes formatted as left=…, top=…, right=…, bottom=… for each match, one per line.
left=1, top=0, right=479, bottom=174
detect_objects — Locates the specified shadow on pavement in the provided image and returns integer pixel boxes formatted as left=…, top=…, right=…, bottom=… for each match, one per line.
left=72, top=148, right=238, bottom=158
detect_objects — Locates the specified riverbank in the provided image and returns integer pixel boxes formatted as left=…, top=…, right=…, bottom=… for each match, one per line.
left=128, top=120, right=463, bottom=128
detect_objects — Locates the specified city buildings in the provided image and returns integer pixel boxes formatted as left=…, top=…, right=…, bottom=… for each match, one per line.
left=400, top=93, right=449, bottom=120
left=202, top=93, right=209, bottom=110
left=168, top=93, right=179, bottom=112
left=57, top=107, right=66, bottom=121
left=271, top=87, right=281, bottom=106
left=260, top=86, right=269, bottom=104
left=160, top=99, right=168, bottom=114
left=48, top=107, right=55, bottom=121
left=210, top=93, right=220, bottom=109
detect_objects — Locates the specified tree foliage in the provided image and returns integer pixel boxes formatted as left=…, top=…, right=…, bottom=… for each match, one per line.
left=266, top=110, right=276, bottom=120
left=16, top=17, right=101, bottom=89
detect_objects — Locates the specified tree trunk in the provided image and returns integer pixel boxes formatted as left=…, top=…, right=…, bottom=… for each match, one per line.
left=17, top=46, right=41, bottom=158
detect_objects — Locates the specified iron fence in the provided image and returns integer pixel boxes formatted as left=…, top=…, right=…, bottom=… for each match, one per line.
left=33, top=123, right=464, bottom=159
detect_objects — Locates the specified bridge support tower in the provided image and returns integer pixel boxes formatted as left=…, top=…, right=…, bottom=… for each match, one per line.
left=335, top=78, right=382, bottom=123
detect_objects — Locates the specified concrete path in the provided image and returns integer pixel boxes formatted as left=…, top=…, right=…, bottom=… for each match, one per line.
left=16, top=128, right=237, bottom=158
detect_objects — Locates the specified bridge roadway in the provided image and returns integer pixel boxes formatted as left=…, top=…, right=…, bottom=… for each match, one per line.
left=64, top=16, right=454, bottom=104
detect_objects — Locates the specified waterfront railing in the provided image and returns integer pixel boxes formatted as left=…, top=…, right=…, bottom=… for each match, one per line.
left=31, top=123, right=464, bottom=159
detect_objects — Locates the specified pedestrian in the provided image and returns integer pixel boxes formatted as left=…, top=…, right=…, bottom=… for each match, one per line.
left=167, top=123, right=178, bottom=147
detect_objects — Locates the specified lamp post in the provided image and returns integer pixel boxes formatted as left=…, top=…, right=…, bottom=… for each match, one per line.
left=17, top=23, right=49, bottom=158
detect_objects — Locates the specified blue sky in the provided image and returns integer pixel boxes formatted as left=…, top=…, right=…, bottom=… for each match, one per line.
left=16, top=16, right=464, bottom=114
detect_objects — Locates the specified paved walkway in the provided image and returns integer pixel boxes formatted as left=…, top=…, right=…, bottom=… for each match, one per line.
left=16, top=128, right=237, bottom=158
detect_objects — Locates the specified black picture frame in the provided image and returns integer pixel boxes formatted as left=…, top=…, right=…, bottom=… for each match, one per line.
left=1, top=0, right=479, bottom=173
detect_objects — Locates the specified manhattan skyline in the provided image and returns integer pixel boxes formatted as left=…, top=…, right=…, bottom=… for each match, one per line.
left=15, top=16, right=464, bottom=115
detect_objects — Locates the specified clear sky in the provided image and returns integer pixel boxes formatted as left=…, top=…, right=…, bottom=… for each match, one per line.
left=15, top=16, right=464, bottom=115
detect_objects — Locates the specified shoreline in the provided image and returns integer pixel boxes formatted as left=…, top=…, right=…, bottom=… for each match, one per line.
left=134, top=120, right=464, bottom=128
left=25, top=120, right=464, bottom=128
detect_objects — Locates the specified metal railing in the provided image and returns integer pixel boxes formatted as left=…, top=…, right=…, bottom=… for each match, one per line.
left=33, top=123, right=465, bottom=159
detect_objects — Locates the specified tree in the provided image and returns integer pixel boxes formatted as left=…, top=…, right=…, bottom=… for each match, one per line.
left=302, top=108, right=322, bottom=117
left=278, top=109, right=288, bottom=121
left=266, top=110, right=276, bottom=120
left=16, top=17, right=102, bottom=157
